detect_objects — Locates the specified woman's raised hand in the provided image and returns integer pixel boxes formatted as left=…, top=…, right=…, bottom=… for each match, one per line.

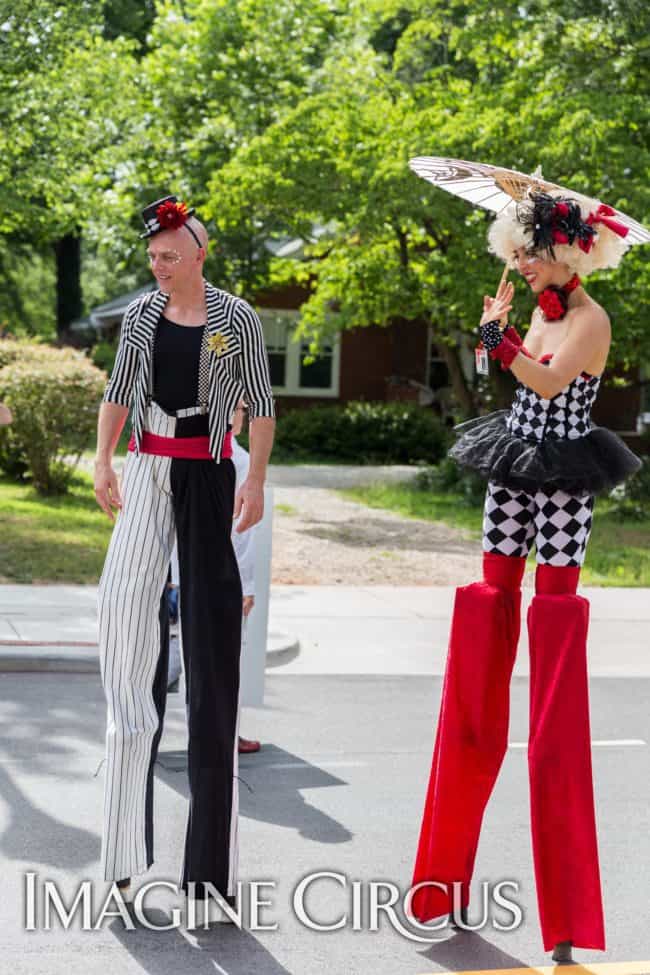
left=479, top=279, right=514, bottom=328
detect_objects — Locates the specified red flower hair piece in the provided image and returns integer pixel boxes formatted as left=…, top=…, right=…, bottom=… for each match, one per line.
left=156, top=199, right=189, bottom=230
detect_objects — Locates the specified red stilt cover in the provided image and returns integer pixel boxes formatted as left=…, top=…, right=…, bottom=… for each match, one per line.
left=409, top=554, right=524, bottom=922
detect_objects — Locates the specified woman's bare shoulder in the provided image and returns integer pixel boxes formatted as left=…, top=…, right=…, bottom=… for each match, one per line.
left=569, top=299, right=611, bottom=375
left=570, top=298, right=611, bottom=337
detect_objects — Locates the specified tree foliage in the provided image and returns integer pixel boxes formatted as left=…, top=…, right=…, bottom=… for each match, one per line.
left=1, top=0, right=648, bottom=409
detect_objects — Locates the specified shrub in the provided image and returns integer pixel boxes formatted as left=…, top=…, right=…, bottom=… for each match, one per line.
left=608, top=464, right=650, bottom=520
left=91, top=339, right=118, bottom=374
left=274, top=401, right=450, bottom=464
left=413, top=455, right=486, bottom=506
left=624, top=455, right=650, bottom=504
left=0, top=341, right=107, bottom=494
left=0, top=338, right=24, bottom=370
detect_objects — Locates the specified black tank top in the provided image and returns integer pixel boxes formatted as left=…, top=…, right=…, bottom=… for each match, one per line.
left=152, top=314, right=205, bottom=412
left=151, top=314, right=232, bottom=438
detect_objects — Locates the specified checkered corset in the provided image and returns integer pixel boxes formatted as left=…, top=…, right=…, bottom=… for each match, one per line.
left=505, top=372, right=601, bottom=443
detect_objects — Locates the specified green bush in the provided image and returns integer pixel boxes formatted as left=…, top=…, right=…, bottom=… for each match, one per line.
left=275, top=401, right=450, bottom=464
left=625, top=454, right=650, bottom=502
left=0, top=341, right=107, bottom=494
left=0, top=338, right=24, bottom=370
left=608, top=462, right=650, bottom=520
left=91, top=339, right=118, bottom=374
left=412, top=455, right=486, bottom=506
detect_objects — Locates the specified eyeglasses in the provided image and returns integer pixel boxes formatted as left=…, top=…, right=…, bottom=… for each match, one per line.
left=147, top=250, right=182, bottom=266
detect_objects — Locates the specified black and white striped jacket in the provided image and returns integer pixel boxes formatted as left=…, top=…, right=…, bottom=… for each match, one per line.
left=103, top=280, right=275, bottom=462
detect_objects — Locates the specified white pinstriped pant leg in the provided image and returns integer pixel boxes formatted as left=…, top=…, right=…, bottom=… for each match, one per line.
left=227, top=611, right=246, bottom=896
left=98, top=403, right=176, bottom=881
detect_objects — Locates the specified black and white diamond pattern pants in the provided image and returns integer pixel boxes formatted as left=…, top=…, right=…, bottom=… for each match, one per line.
left=482, top=480, right=595, bottom=566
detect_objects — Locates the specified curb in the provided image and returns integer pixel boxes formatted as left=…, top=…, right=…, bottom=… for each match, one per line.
left=0, top=632, right=300, bottom=674
left=0, top=645, right=99, bottom=673
left=265, top=630, right=300, bottom=668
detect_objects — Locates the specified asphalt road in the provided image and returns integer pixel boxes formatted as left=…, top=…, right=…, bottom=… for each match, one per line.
left=0, top=672, right=648, bottom=975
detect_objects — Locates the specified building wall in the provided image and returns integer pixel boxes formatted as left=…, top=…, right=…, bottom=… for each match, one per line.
left=590, top=370, right=642, bottom=436
left=253, top=285, right=643, bottom=436
left=339, top=321, right=429, bottom=401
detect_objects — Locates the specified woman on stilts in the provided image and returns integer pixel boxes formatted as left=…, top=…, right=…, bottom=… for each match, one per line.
left=408, top=182, right=643, bottom=963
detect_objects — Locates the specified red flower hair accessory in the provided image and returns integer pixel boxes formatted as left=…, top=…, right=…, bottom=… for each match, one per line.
left=156, top=199, right=189, bottom=230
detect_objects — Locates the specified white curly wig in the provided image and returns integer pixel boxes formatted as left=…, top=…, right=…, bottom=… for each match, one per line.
left=487, top=185, right=631, bottom=277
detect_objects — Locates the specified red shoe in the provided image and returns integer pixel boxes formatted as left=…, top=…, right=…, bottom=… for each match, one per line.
left=238, top=736, right=261, bottom=753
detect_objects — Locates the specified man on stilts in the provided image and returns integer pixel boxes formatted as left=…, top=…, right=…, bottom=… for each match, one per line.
left=93, top=195, right=275, bottom=921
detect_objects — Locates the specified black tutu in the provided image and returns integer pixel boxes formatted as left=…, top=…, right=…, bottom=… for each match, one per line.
left=448, top=410, right=643, bottom=496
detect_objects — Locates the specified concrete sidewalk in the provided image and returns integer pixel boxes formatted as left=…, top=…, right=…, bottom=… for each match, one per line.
left=0, top=583, right=648, bottom=677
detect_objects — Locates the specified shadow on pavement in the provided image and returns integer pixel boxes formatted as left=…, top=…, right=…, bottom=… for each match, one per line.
left=418, top=927, right=535, bottom=973
left=108, top=906, right=293, bottom=975
left=157, top=743, right=354, bottom=844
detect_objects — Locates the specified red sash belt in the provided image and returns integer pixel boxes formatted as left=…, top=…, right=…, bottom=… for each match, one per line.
left=128, top=430, right=232, bottom=459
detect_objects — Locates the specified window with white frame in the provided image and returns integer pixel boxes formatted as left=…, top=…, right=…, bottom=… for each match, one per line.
left=262, top=310, right=289, bottom=387
left=257, top=307, right=340, bottom=397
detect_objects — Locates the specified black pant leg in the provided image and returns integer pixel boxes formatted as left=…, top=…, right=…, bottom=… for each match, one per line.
left=171, top=457, right=242, bottom=900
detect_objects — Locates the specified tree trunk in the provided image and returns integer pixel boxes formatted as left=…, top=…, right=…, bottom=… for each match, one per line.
left=54, top=232, right=82, bottom=342
left=438, top=340, right=476, bottom=417
left=389, top=316, right=427, bottom=379
left=490, top=360, right=518, bottom=408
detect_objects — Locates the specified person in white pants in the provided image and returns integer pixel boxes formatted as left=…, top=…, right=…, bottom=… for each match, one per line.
left=230, top=397, right=262, bottom=754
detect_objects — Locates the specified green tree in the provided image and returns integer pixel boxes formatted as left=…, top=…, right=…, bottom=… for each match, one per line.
left=0, top=0, right=141, bottom=336
left=203, top=0, right=650, bottom=415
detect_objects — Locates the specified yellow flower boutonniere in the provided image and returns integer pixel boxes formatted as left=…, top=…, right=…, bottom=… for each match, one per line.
left=207, top=332, right=230, bottom=357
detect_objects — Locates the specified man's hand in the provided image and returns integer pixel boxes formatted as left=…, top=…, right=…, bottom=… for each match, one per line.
left=233, top=475, right=264, bottom=532
left=243, top=595, right=255, bottom=617
left=0, top=403, right=12, bottom=425
left=94, top=460, right=123, bottom=521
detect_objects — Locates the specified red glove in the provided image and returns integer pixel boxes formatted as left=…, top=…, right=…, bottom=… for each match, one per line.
left=490, top=325, right=531, bottom=370
left=502, top=325, right=523, bottom=347
left=479, top=319, right=522, bottom=370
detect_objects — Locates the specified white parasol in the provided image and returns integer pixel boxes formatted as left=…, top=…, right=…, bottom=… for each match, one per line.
left=409, top=156, right=650, bottom=246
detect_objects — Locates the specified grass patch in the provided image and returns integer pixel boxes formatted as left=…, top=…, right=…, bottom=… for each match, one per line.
left=275, top=502, right=298, bottom=515
left=0, top=470, right=113, bottom=583
left=342, top=481, right=483, bottom=536
left=341, top=481, right=650, bottom=587
left=581, top=513, right=650, bottom=586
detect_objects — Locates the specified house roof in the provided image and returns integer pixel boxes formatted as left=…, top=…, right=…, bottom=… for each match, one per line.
left=89, top=283, right=156, bottom=327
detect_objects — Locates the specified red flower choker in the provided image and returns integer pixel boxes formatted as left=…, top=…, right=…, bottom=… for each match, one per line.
left=537, top=273, right=581, bottom=321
